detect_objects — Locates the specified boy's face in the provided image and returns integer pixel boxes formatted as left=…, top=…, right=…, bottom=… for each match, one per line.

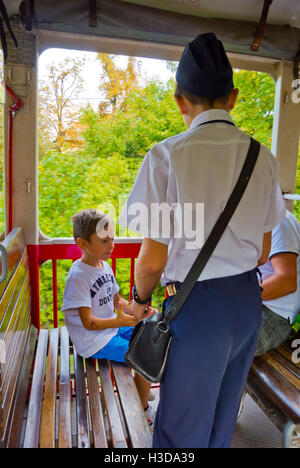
left=78, top=231, right=115, bottom=261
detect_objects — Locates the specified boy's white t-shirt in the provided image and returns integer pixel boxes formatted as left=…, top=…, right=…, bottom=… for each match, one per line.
left=62, top=260, right=120, bottom=358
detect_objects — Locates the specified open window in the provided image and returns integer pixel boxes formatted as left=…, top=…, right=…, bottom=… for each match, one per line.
left=38, top=49, right=276, bottom=238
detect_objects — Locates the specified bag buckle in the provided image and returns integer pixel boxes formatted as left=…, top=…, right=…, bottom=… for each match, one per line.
left=156, top=321, right=169, bottom=334
left=152, top=320, right=170, bottom=344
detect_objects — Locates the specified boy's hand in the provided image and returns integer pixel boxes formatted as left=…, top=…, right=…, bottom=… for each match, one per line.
left=118, top=297, right=129, bottom=311
left=127, top=301, right=159, bottom=322
left=144, top=306, right=158, bottom=319
left=115, top=302, right=138, bottom=327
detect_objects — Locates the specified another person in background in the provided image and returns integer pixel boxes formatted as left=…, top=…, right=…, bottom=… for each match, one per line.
left=256, top=208, right=300, bottom=356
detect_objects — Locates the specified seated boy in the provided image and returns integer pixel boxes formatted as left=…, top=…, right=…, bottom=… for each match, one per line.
left=62, top=209, right=156, bottom=430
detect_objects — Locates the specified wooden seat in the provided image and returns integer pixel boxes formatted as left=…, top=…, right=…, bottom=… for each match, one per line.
left=1, top=228, right=151, bottom=448
left=246, top=333, right=300, bottom=448
left=0, top=228, right=37, bottom=448
left=23, top=327, right=152, bottom=448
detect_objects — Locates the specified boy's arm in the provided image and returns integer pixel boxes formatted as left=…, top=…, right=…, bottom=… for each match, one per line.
left=113, top=293, right=128, bottom=311
left=260, top=252, right=297, bottom=300
left=79, top=303, right=137, bottom=331
left=135, top=238, right=168, bottom=301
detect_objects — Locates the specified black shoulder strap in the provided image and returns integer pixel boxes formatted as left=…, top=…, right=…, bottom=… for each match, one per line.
left=162, top=137, right=261, bottom=325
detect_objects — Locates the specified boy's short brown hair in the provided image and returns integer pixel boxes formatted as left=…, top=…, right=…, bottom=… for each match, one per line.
left=71, top=209, right=107, bottom=242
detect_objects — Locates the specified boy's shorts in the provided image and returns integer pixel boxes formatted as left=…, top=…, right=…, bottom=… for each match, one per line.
left=255, top=305, right=292, bottom=356
left=90, top=327, right=133, bottom=363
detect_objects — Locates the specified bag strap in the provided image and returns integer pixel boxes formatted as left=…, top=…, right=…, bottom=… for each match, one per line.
left=159, top=137, right=261, bottom=330
left=89, top=0, right=98, bottom=28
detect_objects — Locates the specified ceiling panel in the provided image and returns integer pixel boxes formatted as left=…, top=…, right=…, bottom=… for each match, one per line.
left=3, top=0, right=21, bottom=17
left=120, top=0, right=300, bottom=29
left=4, top=1, right=300, bottom=29
left=2, top=0, right=299, bottom=61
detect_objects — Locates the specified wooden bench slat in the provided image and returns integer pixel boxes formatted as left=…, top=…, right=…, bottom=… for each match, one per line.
left=0, top=270, right=30, bottom=355
left=259, top=353, right=300, bottom=394
left=0, top=298, right=31, bottom=426
left=0, top=286, right=30, bottom=405
left=250, top=355, right=300, bottom=423
left=268, top=348, right=300, bottom=380
left=111, top=362, right=152, bottom=448
left=58, top=327, right=72, bottom=449
left=40, top=328, right=59, bottom=449
left=86, top=358, right=108, bottom=448
left=74, top=349, right=90, bottom=448
left=277, top=343, right=300, bottom=364
left=247, top=330, right=300, bottom=435
left=0, top=254, right=28, bottom=341
left=0, top=272, right=31, bottom=393
left=246, top=367, right=289, bottom=430
left=97, top=359, right=127, bottom=448
left=0, top=249, right=27, bottom=326
left=0, top=256, right=28, bottom=381
left=23, top=329, right=49, bottom=448
left=278, top=342, right=300, bottom=373
left=0, top=311, right=33, bottom=447
left=7, top=325, right=37, bottom=448
left=0, top=228, right=25, bottom=300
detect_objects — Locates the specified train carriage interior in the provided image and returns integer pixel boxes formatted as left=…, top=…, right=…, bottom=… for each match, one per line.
left=0, top=0, right=299, bottom=449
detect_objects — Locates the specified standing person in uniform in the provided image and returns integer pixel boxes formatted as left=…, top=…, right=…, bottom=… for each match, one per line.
left=118, top=33, right=285, bottom=448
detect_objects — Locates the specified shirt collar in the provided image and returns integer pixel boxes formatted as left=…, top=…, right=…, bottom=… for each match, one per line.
left=189, top=109, right=234, bottom=131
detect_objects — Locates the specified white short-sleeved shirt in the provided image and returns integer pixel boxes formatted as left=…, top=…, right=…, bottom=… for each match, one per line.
left=259, top=210, right=300, bottom=323
left=62, top=260, right=120, bottom=358
left=118, top=109, right=285, bottom=284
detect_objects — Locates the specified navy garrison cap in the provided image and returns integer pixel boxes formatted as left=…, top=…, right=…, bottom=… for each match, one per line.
left=176, top=33, right=234, bottom=99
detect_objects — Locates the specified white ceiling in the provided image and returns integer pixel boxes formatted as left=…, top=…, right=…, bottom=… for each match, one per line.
left=4, top=0, right=300, bottom=29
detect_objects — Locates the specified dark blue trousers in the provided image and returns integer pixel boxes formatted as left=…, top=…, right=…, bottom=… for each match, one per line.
left=153, top=269, right=262, bottom=448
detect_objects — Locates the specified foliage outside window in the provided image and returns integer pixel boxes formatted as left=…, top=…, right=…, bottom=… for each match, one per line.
left=293, top=137, right=300, bottom=220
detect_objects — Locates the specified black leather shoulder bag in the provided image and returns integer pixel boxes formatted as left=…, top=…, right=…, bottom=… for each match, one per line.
left=125, top=137, right=261, bottom=383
